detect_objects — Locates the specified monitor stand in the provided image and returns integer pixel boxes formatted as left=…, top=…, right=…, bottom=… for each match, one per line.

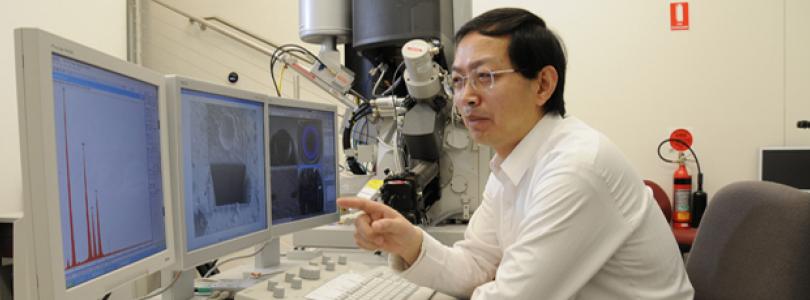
left=160, top=269, right=195, bottom=300
left=255, top=237, right=320, bottom=271
left=160, top=238, right=291, bottom=300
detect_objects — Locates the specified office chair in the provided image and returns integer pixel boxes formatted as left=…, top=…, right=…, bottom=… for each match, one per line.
left=644, top=180, right=672, bottom=223
left=643, top=180, right=696, bottom=253
left=685, top=181, right=810, bottom=300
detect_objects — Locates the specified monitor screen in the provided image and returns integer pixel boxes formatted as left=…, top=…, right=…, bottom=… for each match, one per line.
left=761, top=148, right=810, bottom=190
left=268, top=103, right=337, bottom=226
left=180, top=89, right=267, bottom=252
left=53, top=54, right=166, bottom=288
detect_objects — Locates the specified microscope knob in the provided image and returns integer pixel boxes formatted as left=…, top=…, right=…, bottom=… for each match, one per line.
left=300, top=266, right=321, bottom=280
left=309, top=260, right=319, bottom=266
left=266, top=280, right=279, bottom=291
left=451, top=176, right=468, bottom=193
left=291, top=277, right=303, bottom=289
left=338, top=255, right=348, bottom=265
left=273, top=287, right=286, bottom=298
left=321, top=255, right=332, bottom=264
left=284, top=271, right=296, bottom=282
left=325, top=261, right=336, bottom=271
left=446, top=127, right=470, bottom=149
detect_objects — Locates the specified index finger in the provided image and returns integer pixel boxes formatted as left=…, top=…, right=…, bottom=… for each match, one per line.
left=337, top=197, right=398, bottom=218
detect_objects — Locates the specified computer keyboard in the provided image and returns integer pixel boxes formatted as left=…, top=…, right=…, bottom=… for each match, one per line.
left=234, top=254, right=447, bottom=300
left=305, top=266, right=418, bottom=300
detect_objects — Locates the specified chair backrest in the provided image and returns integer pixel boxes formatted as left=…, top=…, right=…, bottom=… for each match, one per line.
left=686, top=181, right=810, bottom=300
left=644, top=180, right=672, bottom=223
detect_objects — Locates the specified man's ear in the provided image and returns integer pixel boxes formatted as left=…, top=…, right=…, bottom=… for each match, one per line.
left=535, top=65, right=558, bottom=106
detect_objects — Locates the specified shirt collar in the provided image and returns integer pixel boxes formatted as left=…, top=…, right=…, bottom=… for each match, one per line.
left=490, top=113, right=563, bottom=186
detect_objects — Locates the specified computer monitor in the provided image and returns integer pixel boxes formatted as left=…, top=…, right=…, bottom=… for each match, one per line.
left=14, top=28, right=175, bottom=299
left=268, top=97, right=339, bottom=236
left=164, top=75, right=271, bottom=270
left=759, top=147, right=810, bottom=191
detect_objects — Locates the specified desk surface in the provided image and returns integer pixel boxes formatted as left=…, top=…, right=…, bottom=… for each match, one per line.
left=152, top=249, right=455, bottom=300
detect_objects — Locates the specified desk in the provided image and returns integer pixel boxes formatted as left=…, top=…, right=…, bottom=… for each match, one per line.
left=154, top=248, right=455, bottom=300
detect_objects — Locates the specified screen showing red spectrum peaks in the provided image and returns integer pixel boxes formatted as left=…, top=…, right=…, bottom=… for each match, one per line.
left=52, top=54, right=166, bottom=288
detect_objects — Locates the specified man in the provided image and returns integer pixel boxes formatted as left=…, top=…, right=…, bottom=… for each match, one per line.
left=338, top=7, right=693, bottom=299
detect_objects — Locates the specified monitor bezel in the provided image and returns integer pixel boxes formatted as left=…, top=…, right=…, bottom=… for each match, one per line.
left=15, top=28, right=176, bottom=299
left=267, top=97, right=340, bottom=237
left=165, top=75, right=273, bottom=270
left=758, top=146, right=810, bottom=191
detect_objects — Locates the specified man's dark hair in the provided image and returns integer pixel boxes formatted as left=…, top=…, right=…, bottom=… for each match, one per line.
left=455, top=8, right=567, bottom=117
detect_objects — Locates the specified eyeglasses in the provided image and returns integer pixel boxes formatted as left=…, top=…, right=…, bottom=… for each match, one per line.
left=450, top=68, right=517, bottom=94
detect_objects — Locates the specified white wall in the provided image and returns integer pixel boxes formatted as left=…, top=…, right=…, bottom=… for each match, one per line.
left=476, top=0, right=809, bottom=198
left=141, top=0, right=339, bottom=105
left=785, top=0, right=810, bottom=145
left=0, top=0, right=127, bottom=216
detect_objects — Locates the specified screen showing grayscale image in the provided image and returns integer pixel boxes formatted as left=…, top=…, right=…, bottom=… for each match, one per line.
left=181, top=89, right=267, bottom=251
left=269, top=104, right=337, bottom=225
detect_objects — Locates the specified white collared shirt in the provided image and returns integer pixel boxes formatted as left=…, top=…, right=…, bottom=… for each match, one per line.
left=391, top=114, right=694, bottom=299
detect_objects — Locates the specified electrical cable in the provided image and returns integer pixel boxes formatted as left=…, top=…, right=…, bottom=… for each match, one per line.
left=362, top=117, right=370, bottom=144
left=202, top=242, right=268, bottom=278
left=269, top=58, right=281, bottom=97
left=269, top=47, right=308, bottom=97
left=351, top=117, right=371, bottom=148
left=349, top=89, right=369, bottom=104
left=351, top=103, right=372, bottom=122
left=343, top=103, right=373, bottom=174
left=277, top=65, right=287, bottom=94
left=378, top=61, right=406, bottom=96
left=270, top=45, right=316, bottom=92
left=657, top=138, right=702, bottom=175
left=371, top=64, right=388, bottom=97
left=273, top=44, right=326, bottom=66
left=346, top=116, right=370, bottom=174
left=657, top=138, right=705, bottom=197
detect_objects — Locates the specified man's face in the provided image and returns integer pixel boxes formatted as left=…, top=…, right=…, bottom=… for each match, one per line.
left=452, top=32, right=546, bottom=156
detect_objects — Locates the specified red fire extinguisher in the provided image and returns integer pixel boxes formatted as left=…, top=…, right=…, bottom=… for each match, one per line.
left=659, top=128, right=707, bottom=228
left=672, top=160, right=692, bottom=228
